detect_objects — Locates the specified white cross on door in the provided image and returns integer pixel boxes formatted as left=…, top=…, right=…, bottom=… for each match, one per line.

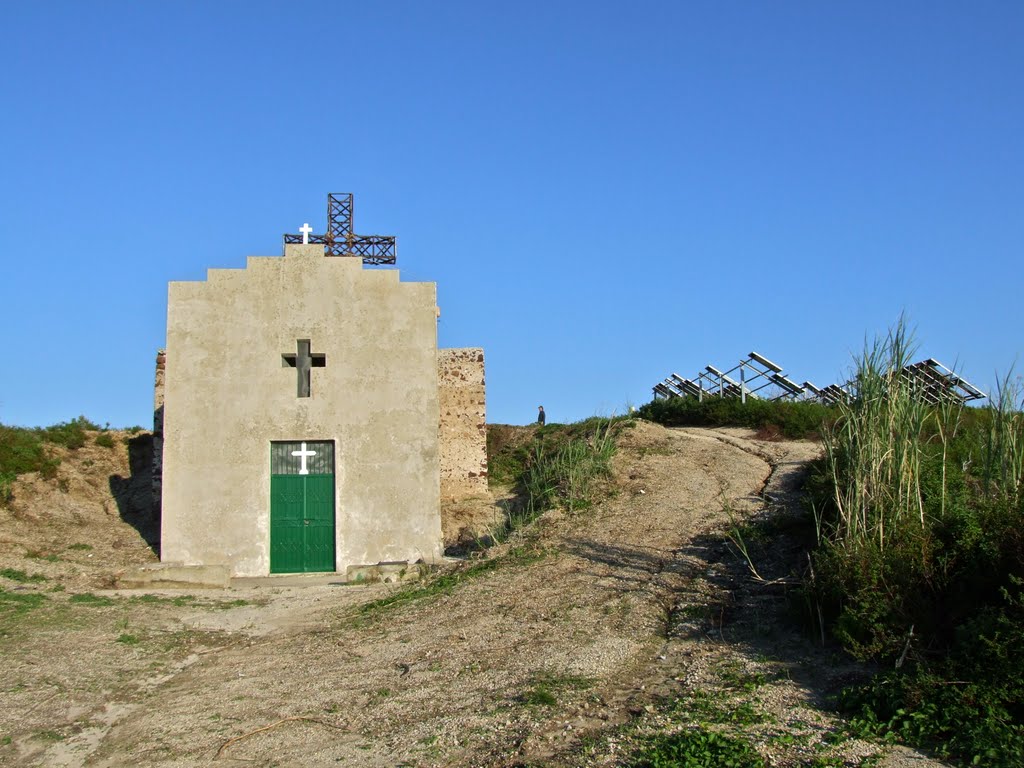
left=291, top=442, right=317, bottom=475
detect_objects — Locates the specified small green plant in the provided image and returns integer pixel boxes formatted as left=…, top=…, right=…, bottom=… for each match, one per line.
left=521, top=684, right=556, bottom=707
left=668, top=689, right=768, bottom=727
left=94, top=432, right=116, bottom=449
left=630, top=729, right=765, bottom=767
left=67, top=543, right=92, bottom=551
left=116, top=633, right=140, bottom=645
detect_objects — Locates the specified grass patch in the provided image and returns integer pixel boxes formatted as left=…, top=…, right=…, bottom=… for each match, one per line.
left=0, top=568, right=47, bottom=583
left=116, top=633, right=141, bottom=645
left=67, top=543, right=93, bottom=551
left=69, top=593, right=115, bottom=606
left=0, top=589, right=47, bottom=617
left=25, top=551, right=60, bottom=562
left=215, top=599, right=252, bottom=609
left=352, top=546, right=545, bottom=622
left=518, top=672, right=593, bottom=708
left=93, top=432, right=116, bottom=449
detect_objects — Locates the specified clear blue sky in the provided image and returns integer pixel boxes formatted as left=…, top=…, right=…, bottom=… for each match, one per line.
left=1, top=2, right=1021, bottom=427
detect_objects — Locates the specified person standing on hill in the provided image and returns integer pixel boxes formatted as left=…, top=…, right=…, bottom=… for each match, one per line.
left=537, top=405, right=545, bottom=426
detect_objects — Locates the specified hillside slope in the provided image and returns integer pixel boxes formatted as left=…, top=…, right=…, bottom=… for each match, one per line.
left=0, top=430, right=157, bottom=590
left=0, top=422, right=949, bottom=767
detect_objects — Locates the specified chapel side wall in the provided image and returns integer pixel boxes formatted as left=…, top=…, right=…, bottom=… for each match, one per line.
left=438, top=348, right=488, bottom=501
left=161, top=244, right=442, bottom=577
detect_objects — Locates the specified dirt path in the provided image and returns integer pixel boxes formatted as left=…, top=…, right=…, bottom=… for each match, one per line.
left=3, top=423, right=950, bottom=767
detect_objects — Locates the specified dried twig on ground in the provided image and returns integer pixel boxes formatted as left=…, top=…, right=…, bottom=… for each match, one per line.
left=215, top=716, right=348, bottom=759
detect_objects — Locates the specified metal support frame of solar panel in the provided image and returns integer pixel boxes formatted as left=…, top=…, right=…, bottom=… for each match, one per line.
left=810, top=359, right=985, bottom=407
left=800, top=381, right=846, bottom=404
left=652, top=374, right=700, bottom=399
left=700, top=353, right=806, bottom=402
left=814, top=384, right=851, bottom=405
left=898, top=359, right=986, bottom=404
left=670, top=373, right=705, bottom=398
left=649, top=352, right=806, bottom=404
left=652, top=383, right=675, bottom=399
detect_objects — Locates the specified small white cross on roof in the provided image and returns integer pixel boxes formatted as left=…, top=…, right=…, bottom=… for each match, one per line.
left=299, top=223, right=313, bottom=244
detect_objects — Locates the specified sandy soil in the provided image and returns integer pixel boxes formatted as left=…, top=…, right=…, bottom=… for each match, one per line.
left=0, top=423, right=951, bottom=767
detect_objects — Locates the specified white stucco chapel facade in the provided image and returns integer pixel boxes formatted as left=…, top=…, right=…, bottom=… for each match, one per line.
left=159, top=239, right=451, bottom=578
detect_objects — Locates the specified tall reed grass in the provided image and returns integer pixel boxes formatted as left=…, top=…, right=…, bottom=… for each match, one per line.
left=820, top=320, right=934, bottom=549
left=808, top=320, right=1024, bottom=762
left=984, top=371, right=1024, bottom=502
left=820, top=320, right=1023, bottom=554
left=521, top=416, right=618, bottom=516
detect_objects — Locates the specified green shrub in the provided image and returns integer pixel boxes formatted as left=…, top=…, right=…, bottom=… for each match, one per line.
left=40, top=416, right=98, bottom=450
left=1, top=416, right=111, bottom=480
left=0, top=472, right=13, bottom=504
left=638, top=396, right=832, bottom=439
left=0, top=424, right=51, bottom=476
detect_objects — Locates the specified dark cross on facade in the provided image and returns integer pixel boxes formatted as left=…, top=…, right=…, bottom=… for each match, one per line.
left=282, top=339, right=326, bottom=398
left=284, top=193, right=397, bottom=265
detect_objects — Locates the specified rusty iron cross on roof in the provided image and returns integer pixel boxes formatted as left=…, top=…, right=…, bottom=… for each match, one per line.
left=283, top=193, right=397, bottom=265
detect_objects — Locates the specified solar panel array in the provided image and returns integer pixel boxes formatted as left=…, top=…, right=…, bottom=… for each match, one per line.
left=653, top=354, right=987, bottom=406
left=653, top=352, right=812, bottom=404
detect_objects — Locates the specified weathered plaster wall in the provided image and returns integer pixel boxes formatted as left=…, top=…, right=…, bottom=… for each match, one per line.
left=161, top=244, right=443, bottom=577
left=438, top=348, right=488, bottom=501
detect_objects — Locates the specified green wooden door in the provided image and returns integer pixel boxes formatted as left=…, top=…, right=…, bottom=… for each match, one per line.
left=270, top=441, right=335, bottom=573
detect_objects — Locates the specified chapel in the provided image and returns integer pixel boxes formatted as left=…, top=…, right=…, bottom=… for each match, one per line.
left=153, top=194, right=486, bottom=578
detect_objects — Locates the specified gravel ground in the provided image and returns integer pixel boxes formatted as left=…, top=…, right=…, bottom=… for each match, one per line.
left=0, top=422, right=953, bottom=767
